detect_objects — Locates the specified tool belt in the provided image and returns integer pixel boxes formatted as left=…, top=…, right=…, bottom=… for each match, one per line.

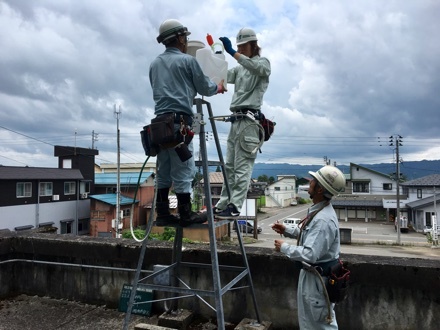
left=229, top=109, right=275, bottom=142
left=140, top=113, right=194, bottom=157
left=303, top=259, right=351, bottom=303
left=229, top=109, right=261, bottom=122
left=304, top=259, right=339, bottom=276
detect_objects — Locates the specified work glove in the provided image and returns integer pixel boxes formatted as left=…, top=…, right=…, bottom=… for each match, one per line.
left=219, top=37, right=236, bottom=57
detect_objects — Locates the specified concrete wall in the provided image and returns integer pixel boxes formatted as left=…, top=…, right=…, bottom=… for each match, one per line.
left=0, top=232, right=439, bottom=329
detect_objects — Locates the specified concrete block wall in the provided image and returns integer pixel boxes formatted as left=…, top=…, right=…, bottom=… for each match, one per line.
left=0, top=232, right=439, bottom=329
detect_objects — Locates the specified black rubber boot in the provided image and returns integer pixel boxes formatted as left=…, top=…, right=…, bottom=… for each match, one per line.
left=155, top=188, right=179, bottom=227
left=176, top=193, right=207, bottom=227
left=155, top=201, right=179, bottom=226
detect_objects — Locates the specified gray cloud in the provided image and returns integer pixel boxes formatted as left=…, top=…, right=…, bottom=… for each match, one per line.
left=0, top=0, right=439, bottom=169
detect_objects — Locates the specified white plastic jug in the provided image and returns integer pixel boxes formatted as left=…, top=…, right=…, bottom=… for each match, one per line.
left=195, top=48, right=228, bottom=89
left=187, top=40, right=205, bottom=57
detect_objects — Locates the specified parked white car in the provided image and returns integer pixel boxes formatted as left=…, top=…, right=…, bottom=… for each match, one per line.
left=282, top=217, right=302, bottom=230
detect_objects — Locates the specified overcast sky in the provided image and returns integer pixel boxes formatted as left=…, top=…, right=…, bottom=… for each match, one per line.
left=1, top=0, right=439, bottom=170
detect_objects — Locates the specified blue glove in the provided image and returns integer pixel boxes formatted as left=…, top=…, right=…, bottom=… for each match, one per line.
left=219, top=37, right=236, bottom=57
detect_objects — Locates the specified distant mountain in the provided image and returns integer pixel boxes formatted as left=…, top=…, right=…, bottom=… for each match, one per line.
left=252, top=160, right=440, bottom=181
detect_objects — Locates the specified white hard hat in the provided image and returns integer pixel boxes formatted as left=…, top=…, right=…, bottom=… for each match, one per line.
left=309, top=165, right=346, bottom=197
left=157, top=19, right=191, bottom=44
left=236, top=27, right=257, bottom=45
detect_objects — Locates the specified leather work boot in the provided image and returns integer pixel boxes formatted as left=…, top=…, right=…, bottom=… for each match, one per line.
left=177, top=203, right=207, bottom=227
left=176, top=193, right=207, bottom=227
left=155, top=201, right=179, bottom=227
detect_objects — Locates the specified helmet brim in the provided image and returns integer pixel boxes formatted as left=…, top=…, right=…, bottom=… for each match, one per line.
left=236, top=37, right=257, bottom=46
left=308, top=170, right=338, bottom=196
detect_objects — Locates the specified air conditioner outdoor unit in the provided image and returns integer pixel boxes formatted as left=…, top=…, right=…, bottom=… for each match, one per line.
left=52, top=195, right=59, bottom=201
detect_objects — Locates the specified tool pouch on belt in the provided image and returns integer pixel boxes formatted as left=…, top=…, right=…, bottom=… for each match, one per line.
left=258, top=113, right=275, bottom=142
left=140, top=125, right=158, bottom=157
left=149, top=113, right=180, bottom=149
left=325, top=259, right=350, bottom=303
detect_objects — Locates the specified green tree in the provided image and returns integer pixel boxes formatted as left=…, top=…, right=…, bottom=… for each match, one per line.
left=268, top=176, right=275, bottom=184
left=258, top=174, right=268, bottom=182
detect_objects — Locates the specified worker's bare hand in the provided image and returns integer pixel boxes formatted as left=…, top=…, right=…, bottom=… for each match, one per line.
left=271, top=223, right=286, bottom=235
left=274, top=239, right=284, bottom=252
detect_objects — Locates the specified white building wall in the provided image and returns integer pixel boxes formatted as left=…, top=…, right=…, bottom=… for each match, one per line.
left=265, top=178, right=296, bottom=208
left=0, top=200, right=90, bottom=233
left=351, top=167, right=396, bottom=195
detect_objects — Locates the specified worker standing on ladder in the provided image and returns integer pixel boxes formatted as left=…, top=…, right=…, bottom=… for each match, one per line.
left=272, top=165, right=346, bottom=329
left=150, top=19, right=226, bottom=227
left=214, top=27, right=271, bottom=219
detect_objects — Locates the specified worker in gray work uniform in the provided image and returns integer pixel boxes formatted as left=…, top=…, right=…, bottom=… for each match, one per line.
left=271, top=165, right=346, bottom=329
left=150, top=19, right=225, bottom=227
left=214, top=27, right=271, bottom=219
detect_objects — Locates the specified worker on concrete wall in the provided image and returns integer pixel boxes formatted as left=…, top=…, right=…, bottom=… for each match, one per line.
left=271, top=165, right=346, bottom=329
left=214, top=27, right=271, bottom=220
left=150, top=19, right=226, bottom=227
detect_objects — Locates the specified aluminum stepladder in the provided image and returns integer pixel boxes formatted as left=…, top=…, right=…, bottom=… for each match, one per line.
left=123, top=98, right=261, bottom=330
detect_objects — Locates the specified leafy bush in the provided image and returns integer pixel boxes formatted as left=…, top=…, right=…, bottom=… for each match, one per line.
left=298, top=197, right=310, bottom=204
left=122, top=229, right=145, bottom=239
left=122, top=227, right=197, bottom=243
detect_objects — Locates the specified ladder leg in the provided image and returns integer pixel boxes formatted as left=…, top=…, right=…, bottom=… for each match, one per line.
left=122, top=187, right=157, bottom=329
left=198, top=98, right=262, bottom=324
left=195, top=98, right=225, bottom=329
left=125, top=98, right=261, bottom=330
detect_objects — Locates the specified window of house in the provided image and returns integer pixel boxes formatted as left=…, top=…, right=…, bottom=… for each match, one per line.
left=274, top=187, right=280, bottom=191
left=64, top=182, right=76, bottom=195
left=39, top=182, right=53, bottom=196
left=352, top=182, right=369, bottom=193
left=62, top=159, right=72, bottom=169
left=383, top=183, right=392, bottom=190
left=122, top=208, right=130, bottom=217
left=417, top=189, right=422, bottom=198
left=80, top=181, right=91, bottom=194
left=17, top=182, right=32, bottom=198
left=212, top=187, right=222, bottom=195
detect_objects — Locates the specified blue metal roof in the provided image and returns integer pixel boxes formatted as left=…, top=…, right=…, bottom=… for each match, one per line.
left=95, top=172, right=153, bottom=185
left=89, top=193, right=138, bottom=206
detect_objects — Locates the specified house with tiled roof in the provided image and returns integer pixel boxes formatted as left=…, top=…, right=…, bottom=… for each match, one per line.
left=198, top=171, right=259, bottom=216
left=331, top=163, right=404, bottom=222
left=91, top=171, right=155, bottom=237
left=0, top=146, right=98, bottom=234
left=89, top=193, right=140, bottom=237
left=401, top=174, right=440, bottom=232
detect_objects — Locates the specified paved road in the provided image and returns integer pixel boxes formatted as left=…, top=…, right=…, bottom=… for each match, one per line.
left=234, top=205, right=440, bottom=260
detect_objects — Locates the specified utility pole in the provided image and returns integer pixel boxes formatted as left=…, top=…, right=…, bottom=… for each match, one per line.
left=92, top=130, right=99, bottom=149
left=74, top=128, right=77, bottom=156
left=390, top=135, right=403, bottom=245
left=114, top=104, right=122, bottom=238
left=432, top=186, right=438, bottom=248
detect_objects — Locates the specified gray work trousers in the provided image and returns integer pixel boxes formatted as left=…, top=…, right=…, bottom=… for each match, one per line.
left=216, top=118, right=261, bottom=211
